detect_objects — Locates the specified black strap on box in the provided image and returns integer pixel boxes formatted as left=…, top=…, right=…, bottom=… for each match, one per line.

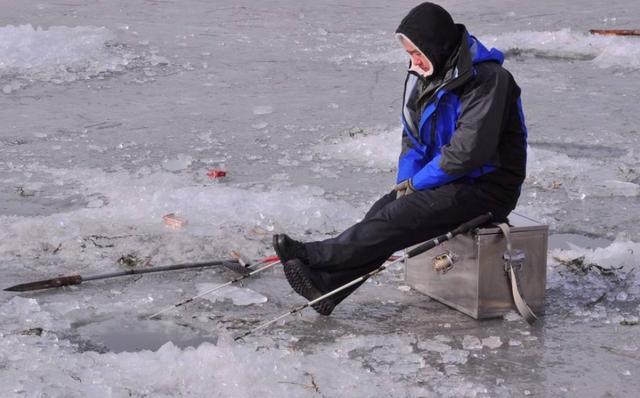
left=496, top=223, right=538, bottom=325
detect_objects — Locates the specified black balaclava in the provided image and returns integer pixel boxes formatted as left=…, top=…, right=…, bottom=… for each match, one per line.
left=395, top=2, right=462, bottom=75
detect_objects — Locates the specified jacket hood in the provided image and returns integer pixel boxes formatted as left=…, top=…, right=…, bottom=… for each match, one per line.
left=395, top=2, right=503, bottom=77
left=435, top=28, right=504, bottom=93
left=395, top=2, right=461, bottom=75
left=468, top=34, right=504, bottom=65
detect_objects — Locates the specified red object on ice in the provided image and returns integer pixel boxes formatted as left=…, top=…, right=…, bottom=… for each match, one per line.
left=207, top=169, right=227, bottom=179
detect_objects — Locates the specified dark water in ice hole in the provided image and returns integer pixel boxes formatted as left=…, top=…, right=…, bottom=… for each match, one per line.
left=70, top=233, right=611, bottom=353
left=72, top=317, right=218, bottom=353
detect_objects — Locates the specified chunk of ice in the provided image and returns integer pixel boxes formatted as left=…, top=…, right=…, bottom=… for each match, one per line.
left=0, top=297, right=67, bottom=332
left=551, top=238, right=640, bottom=272
left=251, top=122, right=268, bottom=130
left=197, top=285, right=267, bottom=306
left=588, top=180, right=640, bottom=198
left=418, top=340, right=452, bottom=353
left=434, top=334, right=453, bottom=343
left=87, top=199, right=105, bottom=208
left=441, top=349, right=469, bottom=364
left=161, top=154, right=193, bottom=172
left=252, top=105, right=273, bottom=115
left=482, top=336, right=503, bottom=349
left=504, top=311, right=522, bottom=321
left=616, top=292, right=628, bottom=302
left=462, top=335, right=482, bottom=350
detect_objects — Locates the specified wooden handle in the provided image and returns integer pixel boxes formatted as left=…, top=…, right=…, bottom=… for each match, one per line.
left=589, top=29, right=640, bottom=36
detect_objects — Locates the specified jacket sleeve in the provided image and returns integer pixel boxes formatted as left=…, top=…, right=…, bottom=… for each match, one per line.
left=409, top=153, right=459, bottom=190
left=396, top=127, right=425, bottom=184
left=410, top=66, right=510, bottom=190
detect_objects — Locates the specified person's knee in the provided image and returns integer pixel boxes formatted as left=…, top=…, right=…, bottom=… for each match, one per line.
left=375, top=199, right=426, bottom=229
left=364, top=190, right=398, bottom=219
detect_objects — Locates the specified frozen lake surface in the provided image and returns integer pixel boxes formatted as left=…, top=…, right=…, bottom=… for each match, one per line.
left=1, top=0, right=640, bottom=396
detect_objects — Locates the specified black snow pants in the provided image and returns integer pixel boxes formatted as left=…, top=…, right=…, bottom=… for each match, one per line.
left=303, top=180, right=518, bottom=300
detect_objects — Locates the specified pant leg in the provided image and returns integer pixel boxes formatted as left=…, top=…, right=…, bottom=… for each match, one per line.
left=362, top=190, right=396, bottom=220
left=312, top=254, right=389, bottom=302
left=305, top=182, right=513, bottom=283
left=304, top=182, right=515, bottom=306
left=304, top=191, right=396, bottom=297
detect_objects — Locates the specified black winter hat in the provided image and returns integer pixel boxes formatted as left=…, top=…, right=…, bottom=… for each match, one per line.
left=395, top=2, right=462, bottom=75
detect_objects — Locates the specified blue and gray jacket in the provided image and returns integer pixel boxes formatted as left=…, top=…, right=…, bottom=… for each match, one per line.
left=398, top=28, right=527, bottom=195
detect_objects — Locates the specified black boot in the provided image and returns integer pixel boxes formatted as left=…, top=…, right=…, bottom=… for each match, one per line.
left=272, top=234, right=307, bottom=264
left=282, top=259, right=335, bottom=316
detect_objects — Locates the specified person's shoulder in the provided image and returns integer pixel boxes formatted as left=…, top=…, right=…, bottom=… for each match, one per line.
left=456, top=61, right=517, bottom=97
left=473, top=62, right=513, bottom=85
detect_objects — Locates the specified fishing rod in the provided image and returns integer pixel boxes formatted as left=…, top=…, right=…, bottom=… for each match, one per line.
left=235, top=212, right=493, bottom=341
left=4, top=255, right=280, bottom=292
left=147, top=254, right=401, bottom=320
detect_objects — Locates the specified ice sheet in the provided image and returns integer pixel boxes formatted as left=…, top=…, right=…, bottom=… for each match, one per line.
left=2, top=1, right=640, bottom=396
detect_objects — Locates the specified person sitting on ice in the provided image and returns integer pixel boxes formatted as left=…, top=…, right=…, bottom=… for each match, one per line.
left=273, top=2, right=528, bottom=315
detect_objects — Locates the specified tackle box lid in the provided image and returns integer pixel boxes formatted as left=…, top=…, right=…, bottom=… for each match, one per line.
left=475, top=212, right=548, bottom=235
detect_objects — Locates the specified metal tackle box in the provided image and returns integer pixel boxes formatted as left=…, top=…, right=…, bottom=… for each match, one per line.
left=405, top=213, right=548, bottom=320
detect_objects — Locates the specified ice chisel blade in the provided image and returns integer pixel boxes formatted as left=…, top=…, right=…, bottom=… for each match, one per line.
left=4, top=275, right=83, bottom=292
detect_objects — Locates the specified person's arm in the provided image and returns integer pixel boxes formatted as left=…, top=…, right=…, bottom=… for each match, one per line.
left=409, top=66, right=510, bottom=190
left=396, top=127, right=425, bottom=184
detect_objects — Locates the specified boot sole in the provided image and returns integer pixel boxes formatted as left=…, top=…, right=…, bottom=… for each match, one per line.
left=283, top=260, right=335, bottom=316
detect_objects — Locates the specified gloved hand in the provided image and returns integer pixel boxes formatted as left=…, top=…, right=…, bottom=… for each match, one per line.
left=394, top=180, right=416, bottom=199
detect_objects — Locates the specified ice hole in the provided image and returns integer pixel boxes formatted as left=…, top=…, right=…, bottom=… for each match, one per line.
left=72, top=317, right=217, bottom=353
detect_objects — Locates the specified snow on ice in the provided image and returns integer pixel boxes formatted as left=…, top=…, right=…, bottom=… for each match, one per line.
left=318, top=126, right=401, bottom=170
left=0, top=24, right=169, bottom=93
left=0, top=165, right=361, bottom=271
left=252, top=105, right=274, bottom=116
left=0, top=296, right=69, bottom=333
left=335, top=28, right=640, bottom=71
left=483, top=29, right=640, bottom=68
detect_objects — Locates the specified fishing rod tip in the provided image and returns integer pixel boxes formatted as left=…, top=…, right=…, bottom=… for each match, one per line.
left=233, top=331, right=253, bottom=341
